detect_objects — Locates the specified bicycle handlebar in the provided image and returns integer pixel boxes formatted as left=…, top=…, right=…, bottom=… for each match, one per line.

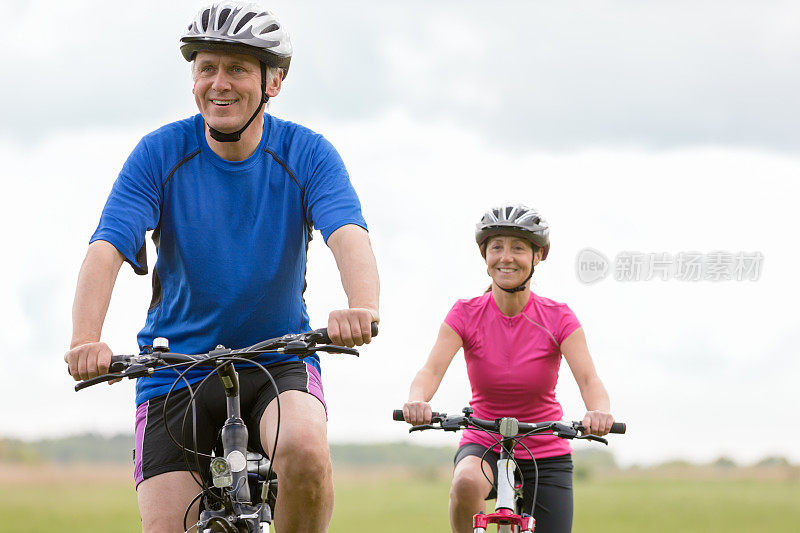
left=392, top=408, right=626, bottom=440
left=76, top=323, right=378, bottom=392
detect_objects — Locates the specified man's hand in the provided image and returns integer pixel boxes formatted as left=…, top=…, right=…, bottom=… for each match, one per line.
left=64, top=342, right=113, bottom=381
left=326, top=308, right=378, bottom=347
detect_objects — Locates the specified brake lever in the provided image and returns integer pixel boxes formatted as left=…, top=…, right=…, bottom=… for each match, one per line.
left=74, top=374, right=121, bottom=392
left=74, top=364, right=155, bottom=392
left=576, top=434, right=608, bottom=445
left=409, top=424, right=436, bottom=433
left=315, top=345, right=360, bottom=356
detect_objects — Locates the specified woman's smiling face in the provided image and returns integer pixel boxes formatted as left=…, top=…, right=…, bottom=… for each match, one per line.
left=484, top=235, right=539, bottom=289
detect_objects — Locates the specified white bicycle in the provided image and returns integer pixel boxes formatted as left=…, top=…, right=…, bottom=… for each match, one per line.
left=393, top=407, right=626, bottom=532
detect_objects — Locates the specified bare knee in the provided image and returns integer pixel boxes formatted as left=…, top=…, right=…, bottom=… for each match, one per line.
left=450, top=468, right=490, bottom=507
left=138, top=471, right=200, bottom=533
left=274, top=436, right=332, bottom=491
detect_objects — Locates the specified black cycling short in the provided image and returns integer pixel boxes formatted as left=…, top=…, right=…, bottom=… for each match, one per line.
left=455, top=443, right=574, bottom=533
left=133, top=361, right=325, bottom=487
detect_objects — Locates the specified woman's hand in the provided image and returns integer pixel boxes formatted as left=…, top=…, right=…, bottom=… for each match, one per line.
left=581, top=410, right=614, bottom=436
left=403, top=401, right=433, bottom=426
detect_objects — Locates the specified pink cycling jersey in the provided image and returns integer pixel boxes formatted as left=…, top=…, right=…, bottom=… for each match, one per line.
left=445, top=291, right=581, bottom=459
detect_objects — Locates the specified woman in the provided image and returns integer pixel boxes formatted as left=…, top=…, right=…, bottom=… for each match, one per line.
left=403, top=204, right=614, bottom=533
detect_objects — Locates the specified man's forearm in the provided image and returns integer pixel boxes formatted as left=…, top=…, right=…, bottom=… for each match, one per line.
left=71, top=241, right=125, bottom=348
left=328, top=225, right=380, bottom=316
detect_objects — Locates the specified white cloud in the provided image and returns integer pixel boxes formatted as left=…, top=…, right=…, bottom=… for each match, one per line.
left=4, top=1, right=800, bottom=150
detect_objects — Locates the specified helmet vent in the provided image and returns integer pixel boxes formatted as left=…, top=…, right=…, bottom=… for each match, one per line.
left=261, top=23, right=280, bottom=34
left=180, top=3, right=293, bottom=75
left=475, top=204, right=551, bottom=260
left=218, top=8, right=232, bottom=29
left=234, top=11, right=257, bottom=33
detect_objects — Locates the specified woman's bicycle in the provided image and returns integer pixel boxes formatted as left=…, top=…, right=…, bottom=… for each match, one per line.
left=393, top=407, right=626, bottom=533
left=75, top=324, right=377, bottom=533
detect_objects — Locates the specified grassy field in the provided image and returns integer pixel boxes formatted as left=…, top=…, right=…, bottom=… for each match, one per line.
left=2, top=463, right=799, bottom=532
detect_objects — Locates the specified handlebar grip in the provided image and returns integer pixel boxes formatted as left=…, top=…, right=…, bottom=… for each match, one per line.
left=392, top=409, right=443, bottom=422
left=315, top=322, right=379, bottom=344
left=67, top=354, right=130, bottom=376
left=610, top=422, right=626, bottom=434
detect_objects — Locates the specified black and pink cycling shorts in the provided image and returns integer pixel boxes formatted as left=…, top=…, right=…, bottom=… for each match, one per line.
left=133, top=361, right=325, bottom=488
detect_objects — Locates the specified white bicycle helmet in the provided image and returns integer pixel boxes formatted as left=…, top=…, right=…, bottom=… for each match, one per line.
left=181, top=2, right=292, bottom=74
left=476, top=204, right=550, bottom=260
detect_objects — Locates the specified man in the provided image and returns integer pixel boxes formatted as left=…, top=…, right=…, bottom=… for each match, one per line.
left=63, top=3, right=379, bottom=532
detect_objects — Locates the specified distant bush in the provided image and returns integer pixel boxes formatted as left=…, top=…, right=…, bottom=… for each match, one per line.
left=710, top=456, right=737, bottom=468
left=0, top=439, right=44, bottom=464
left=573, top=448, right=617, bottom=469
left=572, top=448, right=617, bottom=480
left=331, top=442, right=455, bottom=468
left=755, top=456, right=790, bottom=468
left=0, top=434, right=133, bottom=464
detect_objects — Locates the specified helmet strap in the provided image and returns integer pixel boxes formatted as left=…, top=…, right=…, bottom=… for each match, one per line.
left=498, top=261, right=534, bottom=294
left=207, top=62, right=269, bottom=143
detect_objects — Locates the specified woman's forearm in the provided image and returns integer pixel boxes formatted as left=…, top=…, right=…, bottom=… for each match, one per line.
left=580, top=376, right=610, bottom=412
left=408, top=368, right=441, bottom=403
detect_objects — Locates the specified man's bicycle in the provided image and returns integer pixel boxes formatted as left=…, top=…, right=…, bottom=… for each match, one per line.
left=75, top=324, right=377, bottom=533
left=393, top=407, right=626, bottom=533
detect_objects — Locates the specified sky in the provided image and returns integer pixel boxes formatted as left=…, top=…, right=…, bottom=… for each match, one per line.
left=1, top=0, right=798, bottom=467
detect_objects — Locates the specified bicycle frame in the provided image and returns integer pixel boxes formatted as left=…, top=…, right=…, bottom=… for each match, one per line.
left=73, top=324, right=375, bottom=532
left=197, top=362, right=272, bottom=533
left=394, top=408, right=625, bottom=533
left=472, top=430, right=534, bottom=533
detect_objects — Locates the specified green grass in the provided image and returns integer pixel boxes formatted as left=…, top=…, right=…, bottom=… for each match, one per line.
left=0, top=479, right=140, bottom=533
left=2, top=465, right=799, bottom=532
left=573, top=477, right=800, bottom=532
left=330, top=475, right=451, bottom=532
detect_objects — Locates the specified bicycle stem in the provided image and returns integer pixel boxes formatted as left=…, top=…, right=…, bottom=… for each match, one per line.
left=217, top=363, right=251, bottom=504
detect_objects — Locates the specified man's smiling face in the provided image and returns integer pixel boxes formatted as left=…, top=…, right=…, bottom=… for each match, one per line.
left=193, top=50, right=263, bottom=133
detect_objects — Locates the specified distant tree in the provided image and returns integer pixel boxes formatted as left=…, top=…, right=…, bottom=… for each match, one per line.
left=572, top=448, right=617, bottom=480
left=0, top=438, right=43, bottom=464
left=572, top=448, right=617, bottom=469
left=711, top=456, right=737, bottom=468
left=755, top=456, right=790, bottom=468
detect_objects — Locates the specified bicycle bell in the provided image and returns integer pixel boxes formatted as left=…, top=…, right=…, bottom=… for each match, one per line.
left=498, top=417, right=519, bottom=438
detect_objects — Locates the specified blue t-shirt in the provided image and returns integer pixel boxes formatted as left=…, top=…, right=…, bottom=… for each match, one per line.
left=91, top=114, right=367, bottom=405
